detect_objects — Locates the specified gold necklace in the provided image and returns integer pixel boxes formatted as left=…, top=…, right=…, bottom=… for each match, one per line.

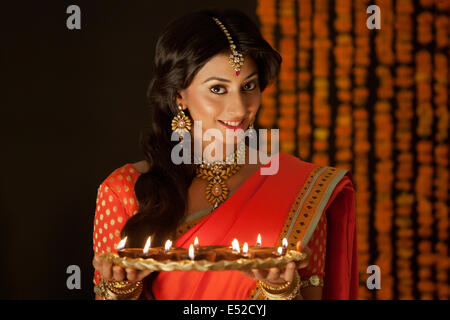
left=194, top=153, right=242, bottom=209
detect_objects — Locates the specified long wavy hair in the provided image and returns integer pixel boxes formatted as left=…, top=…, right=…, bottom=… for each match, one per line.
left=121, top=8, right=282, bottom=248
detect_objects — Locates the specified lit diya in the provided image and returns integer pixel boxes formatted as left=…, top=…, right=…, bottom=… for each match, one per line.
left=109, top=234, right=304, bottom=271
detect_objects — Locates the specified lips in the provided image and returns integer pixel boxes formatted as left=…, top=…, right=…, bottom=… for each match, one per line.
left=218, top=119, right=245, bottom=130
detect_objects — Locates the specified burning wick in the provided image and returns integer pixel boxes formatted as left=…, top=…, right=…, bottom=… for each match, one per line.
left=277, top=246, right=284, bottom=256
left=242, top=242, right=249, bottom=255
left=188, top=244, right=195, bottom=261
left=282, top=238, right=288, bottom=249
left=256, top=234, right=262, bottom=247
left=164, top=240, right=172, bottom=252
left=143, top=236, right=151, bottom=254
left=117, top=236, right=127, bottom=250
left=194, top=237, right=199, bottom=248
left=231, top=238, right=240, bottom=253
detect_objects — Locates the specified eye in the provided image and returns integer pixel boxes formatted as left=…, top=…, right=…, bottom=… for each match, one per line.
left=210, top=85, right=226, bottom=95
left=243, top=81, right=257, bottom=91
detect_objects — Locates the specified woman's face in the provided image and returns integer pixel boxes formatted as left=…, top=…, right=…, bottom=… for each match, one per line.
left=177, top=52, right=261, bottom=155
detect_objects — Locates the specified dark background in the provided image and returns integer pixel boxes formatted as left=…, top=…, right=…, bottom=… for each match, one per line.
left=1, top=1, right=257, bottom=299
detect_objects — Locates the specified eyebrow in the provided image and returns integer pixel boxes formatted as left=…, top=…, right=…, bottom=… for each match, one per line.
left=202, top=71, right=258, bottom=84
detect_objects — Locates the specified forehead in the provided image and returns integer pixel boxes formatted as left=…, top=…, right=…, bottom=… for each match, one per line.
left=194, top=52, right=257, bottom=83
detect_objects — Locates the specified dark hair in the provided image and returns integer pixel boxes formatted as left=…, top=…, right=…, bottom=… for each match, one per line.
left=121, top=8, right=282, bottom=247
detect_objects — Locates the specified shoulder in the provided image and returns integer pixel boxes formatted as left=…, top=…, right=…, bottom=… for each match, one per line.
left=98, top=161, right=146, bottom=194
left=95, top=162, right=147, bottom=216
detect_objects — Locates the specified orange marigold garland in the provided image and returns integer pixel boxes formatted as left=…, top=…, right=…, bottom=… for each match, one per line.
left=374, top=0, right=394, bottom=300
left=415, top=0, right=435, bottom=300
left=312, top=0, right=331, bottom=166
left=297, top=0, right=312, bottom=160
left=334, top=0, right=353, bottom=169
left=433, top=0, right=449, bottom=300
left=394, top=0, right=415, bottom=300
left=353, top=0, right=371, bottom=300
left=256, top=0, right=277, bottom=129
left=278, top=0, right=296, bottom=154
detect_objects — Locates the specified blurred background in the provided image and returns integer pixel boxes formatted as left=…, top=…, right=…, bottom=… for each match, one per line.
left=1, top=0, right=448, bottom=299
left=254, top=0, right=449, bottom=300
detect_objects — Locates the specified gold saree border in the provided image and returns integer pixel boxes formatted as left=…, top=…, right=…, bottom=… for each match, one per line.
left=249, top=165, right=348, bottom=300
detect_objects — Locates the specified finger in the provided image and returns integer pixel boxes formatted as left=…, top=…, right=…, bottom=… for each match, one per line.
left=296, top=240, right=302, bottom=252
left=296, top=248, right=311, bottom=269
left=135, top=270, right=153, bottom=282
left=303, top=246, right=312, bottom=257
left=295, top=259, right=307, bottom=269
left=251, top=268, right=268, bottom=281
left=102, top=261, right=114, bottom=281
left=112, top=265, right=126, bottom=281
left=126, top=268, right=138, bottom=282
left=92, top=255, right=102, bottom=271
left=281, top=262, right=296, bottom=282
left=266, top=267, right=281, bottom=282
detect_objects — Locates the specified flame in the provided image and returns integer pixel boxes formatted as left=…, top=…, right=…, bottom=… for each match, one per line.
left=164, top=239, right=172, bottom=252
left=117, top=236, right=127, bottom=250
left=282, top=238, right=288, bottom=248
left=188, top=244, right=195, bottom=260
left=231, top=238, right=240, bottom=253
left=256, top=234, right=262, bottom=247
left=143, top=236, right=151, bottom=254
left=243, top=242, right=249, bottom=254
left=277, top=246, right=283, bottom=255
left=194, top=237, right=199, bottom=247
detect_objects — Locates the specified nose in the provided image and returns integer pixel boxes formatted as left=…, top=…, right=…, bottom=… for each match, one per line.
left=226, top=92, right=247, bottom=119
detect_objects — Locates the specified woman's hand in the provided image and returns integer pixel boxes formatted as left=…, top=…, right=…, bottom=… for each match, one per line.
left=239, top=241, right=312, bottom=288
left=92, top=254, right=153, bottom=283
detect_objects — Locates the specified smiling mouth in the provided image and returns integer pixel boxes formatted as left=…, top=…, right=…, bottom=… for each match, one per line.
left=218, top=119, right=245, bottom=130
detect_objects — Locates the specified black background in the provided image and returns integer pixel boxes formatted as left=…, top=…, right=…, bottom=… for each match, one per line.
left=1, top=1, right=257, bottom=299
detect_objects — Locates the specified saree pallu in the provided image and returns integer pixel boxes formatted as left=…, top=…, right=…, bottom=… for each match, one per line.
left=151, top=152, right=358, bottom=300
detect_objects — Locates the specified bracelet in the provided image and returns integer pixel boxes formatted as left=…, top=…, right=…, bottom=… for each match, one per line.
left=94, top=279, right=143, bottom=300
left=300, top=275, right=324, bottom=289
left=259, top=278, right=292, bottom=291
left=258, top=270, right=301, bottom=300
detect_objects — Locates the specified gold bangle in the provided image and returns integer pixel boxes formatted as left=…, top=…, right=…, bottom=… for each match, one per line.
left=95, top=279, right=143, bottom=300
left=258, top=270, right=301, bottom=300
left=259, top=278, right=292, bottom=291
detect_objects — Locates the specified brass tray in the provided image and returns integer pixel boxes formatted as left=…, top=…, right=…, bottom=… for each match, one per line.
left=99, top=249, right=306, bottom=272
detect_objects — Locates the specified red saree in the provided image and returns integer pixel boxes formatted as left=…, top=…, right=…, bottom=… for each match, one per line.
left=93, top=152, right=358, bottom=300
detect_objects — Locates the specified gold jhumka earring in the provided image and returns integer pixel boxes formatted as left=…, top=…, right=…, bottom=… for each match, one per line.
left=171, top=104, right=192, bottom=139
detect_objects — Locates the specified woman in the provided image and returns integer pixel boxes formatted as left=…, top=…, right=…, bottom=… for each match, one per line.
left=92, top=8, right=358, bottom=300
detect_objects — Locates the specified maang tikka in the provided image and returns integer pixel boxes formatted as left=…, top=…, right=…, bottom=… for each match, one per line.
left=212, top=17, right=244, bottom=76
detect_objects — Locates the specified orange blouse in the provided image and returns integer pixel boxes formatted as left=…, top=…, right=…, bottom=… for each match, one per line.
left=92, top=163, right=327, bottom=287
